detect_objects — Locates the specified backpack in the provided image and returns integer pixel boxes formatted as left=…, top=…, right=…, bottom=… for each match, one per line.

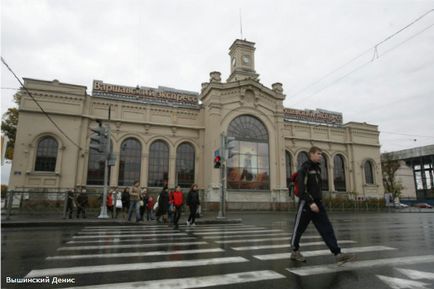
left=290, top=170, right=308, bottom=197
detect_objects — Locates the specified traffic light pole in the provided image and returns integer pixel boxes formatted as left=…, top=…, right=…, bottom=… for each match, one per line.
left=98, top=124, right=111, bottom=219
left=217, top=133, right=226, bottom=219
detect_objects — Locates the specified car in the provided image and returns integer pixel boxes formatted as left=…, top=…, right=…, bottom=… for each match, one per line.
left=414, top=203, right=433, bottom=209
left=397, top=203, right=408, bottom=208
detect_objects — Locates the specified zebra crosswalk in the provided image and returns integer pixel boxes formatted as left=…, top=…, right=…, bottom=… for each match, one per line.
left=22, top=221, right=434, bottom=289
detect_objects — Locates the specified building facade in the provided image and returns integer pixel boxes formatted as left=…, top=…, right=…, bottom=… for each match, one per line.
left=382, top=145, right=434, bottom=200
left=8, top=39, right=384, bottom=209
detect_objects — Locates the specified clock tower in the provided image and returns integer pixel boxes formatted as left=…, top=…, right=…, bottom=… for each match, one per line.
left=227, top=39, right=259, bottom=82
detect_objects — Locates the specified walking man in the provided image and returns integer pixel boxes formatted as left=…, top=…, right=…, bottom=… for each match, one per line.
left=290, top=146, right=355, bottom=265
left=186, top=184, right=200, bottom=226
left=172, top=185, right=184, bottom=229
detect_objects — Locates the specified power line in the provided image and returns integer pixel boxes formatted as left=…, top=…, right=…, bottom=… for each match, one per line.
left=290, top=9, right=434, bottom=103
left=291, top=21, right=434, bottom=105
left=1, top=56, right=83, bottom=150
left=381, top=131, right=434, bottom=139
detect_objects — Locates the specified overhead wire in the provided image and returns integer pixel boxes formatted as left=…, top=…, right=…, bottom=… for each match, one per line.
left=290, top=9, right=434, bottom=104
left=1, top=56, right=83, bottom=150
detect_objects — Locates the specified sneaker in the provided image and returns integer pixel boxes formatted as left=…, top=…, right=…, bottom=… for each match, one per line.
left=335, top=252, right=356, bottom=265
left=191, top=223, right=196, bottom=227
left=290, top=250, right=306, bottom=262
left=186, top=220, right=190, bottom=226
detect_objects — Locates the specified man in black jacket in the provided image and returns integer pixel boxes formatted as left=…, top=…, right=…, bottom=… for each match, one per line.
left=290, top=146, right=355, bottom=265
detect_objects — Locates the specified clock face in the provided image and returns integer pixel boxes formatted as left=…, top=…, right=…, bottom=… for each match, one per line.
left=242, top=55, right=250, bottom=64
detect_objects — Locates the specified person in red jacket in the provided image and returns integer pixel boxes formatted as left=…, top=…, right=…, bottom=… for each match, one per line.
left=172, top=185, right=184, bottom=229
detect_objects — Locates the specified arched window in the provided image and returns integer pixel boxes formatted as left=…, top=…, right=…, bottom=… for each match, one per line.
left=364, top=160, right=374, bottom=184
left=320, top=153, right=329, bottom=191
left=148, top=140, right=169, bottom=187
left=176, top=142, right=195, bottom=188
left=285, top=151, right=292, bottom=188
left=118, top=138, right=142, bottom=186
left=334, top=154, right=346, bottom=191
left=34, top=136, right=58, bottom=172
left=226, top=115, right=269, bottom=190
left=87, top=140, right=112, bottom=185
left=297, top=151, right=309, bottom=168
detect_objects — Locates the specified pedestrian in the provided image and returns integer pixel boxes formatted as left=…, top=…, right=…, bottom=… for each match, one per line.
left=186, top=184, right=200, bottom=226
left=114, top=188, right=123, bottom=218
left=172, top=185, right=184, bottom=229
left=76, top=189, right=88, bottom=219
left=290, top=146, right=355, bottom=265
left=168, top=189, right=174, bottom=224
left=127, top=181, right=141, bottom=223
left=146, top=195, right=155, bottom=221
left=139, top=188, right=148, bottom=221
left=156, top=186, right=169, bottom=224
left=107, top=188, right=114, bottom=218
left=121, top=187, right=130, bottom=219
left=65, top=188, right=74, bottom=219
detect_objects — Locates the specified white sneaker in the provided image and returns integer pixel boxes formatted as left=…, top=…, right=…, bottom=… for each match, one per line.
left=192, top=223, right=196, bottom=227
left=186, top=220, right=191, bottom=226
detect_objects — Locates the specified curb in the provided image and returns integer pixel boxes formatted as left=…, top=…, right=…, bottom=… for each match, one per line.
left=1, top=218, right=243, bottom=228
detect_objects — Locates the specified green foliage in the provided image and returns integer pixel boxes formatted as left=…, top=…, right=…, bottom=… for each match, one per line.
left=381, top=154, right=403, bottom=199
left=1, top=92, right=20, bottom=160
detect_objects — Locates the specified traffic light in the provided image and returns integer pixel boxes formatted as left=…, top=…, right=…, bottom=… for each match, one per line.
left=89, top=121, right=108, bottom=153
left=214, top=155, right=221, bottom=169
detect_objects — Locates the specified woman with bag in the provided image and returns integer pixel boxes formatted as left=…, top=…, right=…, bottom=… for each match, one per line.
left=156, top=186, right=169, bottom=224
left=114, top=188, right=122, bottom=218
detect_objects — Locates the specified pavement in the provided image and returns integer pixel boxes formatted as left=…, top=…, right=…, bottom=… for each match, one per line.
left=1, top=212, right=242, bottom=227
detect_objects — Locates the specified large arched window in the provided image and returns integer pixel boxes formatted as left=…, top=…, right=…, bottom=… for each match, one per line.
left=320, top=153, right=329, bottom=191
left=285, top=151, right=292, bottom=188
left=364, top=160, right=374, bottom=184
left=34, top=136, right=58, bottom=172
left=118, top=138, right=142, bottom=186
left=176, top=142, right=195, bottom=188
left=226, top=115, right=269, bottom=190
left=87, top=140, right=112, bottom=185
left=334, top=154, right=346, bottom=191
left=297, top=151, right=309, bottom=168
left=148, top=140, right=169, bottom=187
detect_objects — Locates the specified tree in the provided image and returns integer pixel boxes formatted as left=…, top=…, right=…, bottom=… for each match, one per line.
left=381, top=153, right=404, bottom=200
left=1, top=91, right=21, bottom=160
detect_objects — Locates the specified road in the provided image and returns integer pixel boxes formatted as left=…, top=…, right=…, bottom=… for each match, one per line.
left=2, top=211, right=434, bottom=289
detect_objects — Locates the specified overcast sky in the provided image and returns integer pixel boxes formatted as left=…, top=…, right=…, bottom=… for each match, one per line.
left=1, top=0, right=434, bottom=183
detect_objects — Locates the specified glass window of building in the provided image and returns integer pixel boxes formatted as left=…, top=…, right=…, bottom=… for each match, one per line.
left=118, top=138, right=142, bottom=186
left=87, top=140, right=112, bottom=185
left=334, top=154, right=346, bottom=191
left=285, top=151, right=292, bottom=187
left=148, top=140, right=169, bottom=187
left=364, top=160, right=374, bottom=184
left=34, top=136, right=58, bottom=172
left=320, top=153, right=329, bottom=191
left=176, top=142, right=195, bottom=188
left=227, top=115, right=269, bottom=190
left=297, top=151, right=309, bottom=168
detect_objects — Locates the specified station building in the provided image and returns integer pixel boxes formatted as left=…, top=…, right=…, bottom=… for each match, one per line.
left=8, top=39, right=384, bottom=209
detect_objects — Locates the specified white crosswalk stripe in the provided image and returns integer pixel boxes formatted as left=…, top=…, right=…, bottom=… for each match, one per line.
left=58, top=241, right=208, bottom=251
left=254, top=245, right=393, bottom=260
left=72, top=232, right=188, bottom=239
left=202, top=232, right=290, bottom=239
left=47, top=248, right=225, bottom=260
left=232, top=240, right=356, bottom=251
left=25, top=256, right=249, bottom=278
left=193, top=229, right=283, bottom=235
left=67, top=236, right=197, bottom=244
left=214, top=235, right=323, bottom=244
left=61, top=270, right=286, bottom=289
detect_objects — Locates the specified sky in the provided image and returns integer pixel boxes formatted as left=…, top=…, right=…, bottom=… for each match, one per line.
left=1, top=0, right=434, bottom=184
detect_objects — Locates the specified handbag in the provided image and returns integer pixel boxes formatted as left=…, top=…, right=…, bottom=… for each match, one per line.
left=139, top=200, right=144, bottom=207
left=115, top=199, right=122, bottom=209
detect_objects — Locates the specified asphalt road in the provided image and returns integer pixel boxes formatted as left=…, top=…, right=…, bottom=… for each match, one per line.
left=2, top=211, right=434, bottom=289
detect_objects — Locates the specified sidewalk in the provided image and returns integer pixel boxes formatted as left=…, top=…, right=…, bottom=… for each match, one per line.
left=1, top=213, right=242, bottom=228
